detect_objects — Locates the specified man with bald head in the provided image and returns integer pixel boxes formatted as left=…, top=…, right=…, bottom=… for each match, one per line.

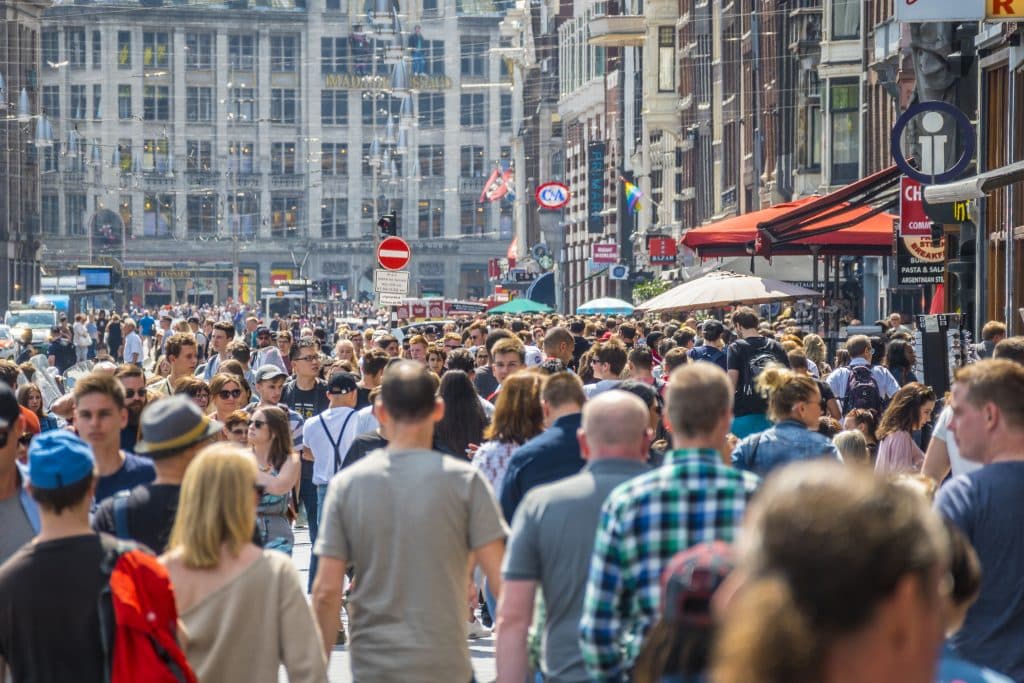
left=496, top=391, right=651, bottom=683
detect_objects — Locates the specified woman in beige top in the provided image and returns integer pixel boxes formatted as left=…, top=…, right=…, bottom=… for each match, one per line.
left=160, top=444, right=327, bottom=683
left=874, top=382, right=936, bottom=476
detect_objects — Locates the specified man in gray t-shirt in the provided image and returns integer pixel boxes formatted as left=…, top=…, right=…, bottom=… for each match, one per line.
left=497, top=391, right=651, bottom=682
left=312, top=361, right=507, bottom=683
left=0, top=386, right=38, bottom=564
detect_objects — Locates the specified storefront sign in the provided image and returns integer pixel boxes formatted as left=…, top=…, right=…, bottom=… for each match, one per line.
left=987, top=0, right=1024, bottom=19
left=588, top=142, right=606, bottom=234
left=592, top=243, right=619, bottom=264
left=899, top=177, right=932, bottom=237
left=647, top=236, right=678, bottom=265
left=891, top=101, right=975, bottom=185
left=895, top=221, right=946, bottom=285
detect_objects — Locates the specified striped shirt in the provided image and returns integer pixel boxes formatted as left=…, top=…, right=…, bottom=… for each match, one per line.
left=579, top=448, right=759, bottom=682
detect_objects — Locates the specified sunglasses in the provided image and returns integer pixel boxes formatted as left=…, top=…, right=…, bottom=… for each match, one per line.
left=192, top=391, right=210, bottom=401
left=124, top=388, right=145, bottom=399
left=218, top=389, right=242, bottom=399
left=251, top=419, right=267, bottom=429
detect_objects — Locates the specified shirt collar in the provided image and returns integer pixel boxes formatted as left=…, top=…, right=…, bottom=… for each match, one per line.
left=663, top=447, right=723, bottom=466
left=585, top=458, right=650, bottom=475
left=849, top=358, right=870, bottom=366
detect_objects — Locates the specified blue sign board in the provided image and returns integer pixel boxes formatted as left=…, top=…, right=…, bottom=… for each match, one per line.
left=588, top=142, right=606, bottom=234
left=890, top=101, right=975, bottom=185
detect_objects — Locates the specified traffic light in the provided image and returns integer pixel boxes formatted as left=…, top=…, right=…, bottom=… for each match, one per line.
left=377, top=211, right=398, bottom=237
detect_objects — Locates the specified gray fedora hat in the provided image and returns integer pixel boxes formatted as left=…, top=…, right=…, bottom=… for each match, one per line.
left=134, top=395, right=223, bottom=456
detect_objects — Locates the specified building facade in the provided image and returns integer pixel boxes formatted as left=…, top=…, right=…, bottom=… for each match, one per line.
left=38, top=0, right=517, bottom=306
left=0, top=0, right=48, bottom=306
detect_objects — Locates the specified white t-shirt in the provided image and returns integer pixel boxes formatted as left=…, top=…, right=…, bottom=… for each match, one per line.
left=932, top=405, right=982, bottom=477
left=123, top=332, right=143, bottom=363
left=302, top=406, right=361, bottom=485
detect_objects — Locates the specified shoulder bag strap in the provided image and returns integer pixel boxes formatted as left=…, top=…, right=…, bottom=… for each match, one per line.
left=319, top=411, right=356, bottom=475
left=112, top=490, right=131, bottom=540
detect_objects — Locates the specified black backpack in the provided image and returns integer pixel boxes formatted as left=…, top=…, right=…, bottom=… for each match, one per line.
left=843, top=365, right=885, bottom=414
left=741, top=347, right=779, bottom=397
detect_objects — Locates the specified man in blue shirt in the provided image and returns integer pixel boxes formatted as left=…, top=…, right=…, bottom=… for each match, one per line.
left=500, top=371, right=586, bottom=522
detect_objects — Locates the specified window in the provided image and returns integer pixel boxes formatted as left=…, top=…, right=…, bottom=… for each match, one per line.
left=831, top=0, right=860, bottom=40
left=92, top=30, right=102, bottom=69
left=418, top=200, right=443, bottom=238
left=271, top=35, right=298, bottom=72
left=325, top=0, right=342, bottom=10
left=270, top=89, right=298, bottom=124
left=116, top=140, right=132, bottom=174
left=271, top=196, right=303, bottom=238
left=460, top=145, right=485, bottom=177
left=228, top=141, right=255, bottom=174
left=359, top=201, right=377, bottom=237
left=117, top=31, right=131, bottom=68
left=460, top=199, right=486, bottom=236
left=802, top=105, right=821, bottom=169
left=70, top=85, right=87, bottom=120
left=186, top=87, right=214, bottom=123
left=361, top=95, right=401, bottom=126
left=321, top=37, right=353, bottom=74
left=460, top=37, right=488, bottom=77
left=143, top=31, right=169, bottom=68
left=321, top=143, right=348, bottom=176
left=41, top=145, right=59, bottom=174
left=40, top=86, right=59, bottom=119
left=186, top=140, right=213, bottom=172
left=225, top=193, right=257, bottom=240
left=42, top=195, right=60, bottom=235
left=120, top=195, right=133, bottom=239
left=66, top=28, right=86, bottom=68
left=694, top=34, right=712, bottom=105
left=93, top=84, right=102, bottom=119
left=143, top=194, right=174, bottom=237
left=460, top=93, right=485, bottom=127
left=67, top=194, right=87, bottom=235
left=271, top=142, right=297, bottom=174
left=186, top=33, right=213, bottom=70
left=418, top=145, right=444, bottom=177
left=658, top=27, right=675, bottom=92
left=412, top=38, right=445, bottom=76
left=143, top=85, right=170, bottom=121
left=229, top=35, right=256, bottom=71
left=500, top=93, right=512, bottom=131
left=187, top=195, right=218, bottom=236
left=229, top=88, right=256, bottom=123
left=829, top=79, right=858, bottom=183
left=418, top=93, right=444, bottom=128
left=142, top=138, right=170, bottom=173
left=321, top=198, right=348, bottom=239
left=42, top=30, right=59, bottom=67
left=118, top=85, right=132, bottom=120
left=422, top=0, right=438, bottom=14
left=321, top=90, right=349, bottom=125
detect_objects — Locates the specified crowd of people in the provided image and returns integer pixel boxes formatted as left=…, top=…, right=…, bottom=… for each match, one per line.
left=0, top=300, right=1020, bottom=683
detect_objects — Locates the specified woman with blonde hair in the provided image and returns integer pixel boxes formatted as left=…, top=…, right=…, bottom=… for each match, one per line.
left=802, top=333, right=830, bottom=375
left=160, top=444, right=327, bottom=683
left=730, top=365, right=840, bottom=477
left=713, top=461, right=950, bottom=683
left=874, top=382, right=936, bottom=476
left=248, top=405, right=300, bottom=555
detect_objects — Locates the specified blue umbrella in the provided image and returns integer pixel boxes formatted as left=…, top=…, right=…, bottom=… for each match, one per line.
left=576, top=297, right=635, bottom=315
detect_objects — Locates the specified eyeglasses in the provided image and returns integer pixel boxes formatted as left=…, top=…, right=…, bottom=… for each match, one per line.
left=192, top=391, right=210, bottom=401
left=218, top=389, right=242, bottom=399
left=251, top=419, right=267, bottom=429
left=295, top=355, right=319, bottom=363
left=230, top=428, right=247, bottom=437
left=124, top=388, right=144, bottom=399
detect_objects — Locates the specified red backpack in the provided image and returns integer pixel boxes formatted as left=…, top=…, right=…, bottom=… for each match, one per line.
left=98, top=537, right=197, bottom=683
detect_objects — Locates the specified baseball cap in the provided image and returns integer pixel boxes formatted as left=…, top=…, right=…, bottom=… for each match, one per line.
left=253, top=364, right=287, bottom=383
left=660, top=541, right=735, bottom=627
left=701, top=320, right=725, bottom=337
left=135, top=395, right=223, bottom=456
left=327, top=372, right=359, bottom=395
left=28, top=430, right=96, bottom=490
left=0, top=384, right=21, bottom=430
left=255, top=326, right=271, bottom=336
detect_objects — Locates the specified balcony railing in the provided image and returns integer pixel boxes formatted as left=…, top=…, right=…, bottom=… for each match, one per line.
left=270, top=173, right=305, bottom=190
left=186, top=170, right=221, bottom=187
left=459, top=176, right=486, bottom=195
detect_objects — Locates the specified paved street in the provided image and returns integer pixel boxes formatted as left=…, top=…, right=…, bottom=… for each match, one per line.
left=284, top=527, right=498, bottom=683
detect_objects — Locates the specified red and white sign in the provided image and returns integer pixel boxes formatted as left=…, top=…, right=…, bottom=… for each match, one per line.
left=535, top=182, right=571, bottom=209
left=899, top=176, right=931, bottom=237
left=592, top=242, right=619, bottom=264
left=428, top=299, right=444, bottom=318
left=377, top=236, right=411, bottom=271
left=647, top=236, right=678, bottom=265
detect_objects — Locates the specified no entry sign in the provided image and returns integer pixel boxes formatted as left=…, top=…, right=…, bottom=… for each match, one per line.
left=377, top=236, right=411, bottom=271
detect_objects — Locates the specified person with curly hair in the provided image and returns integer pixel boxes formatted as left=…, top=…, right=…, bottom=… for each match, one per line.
left=874, top=382, right=936, bottom=476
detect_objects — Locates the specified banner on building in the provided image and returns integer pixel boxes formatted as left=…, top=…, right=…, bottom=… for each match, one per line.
left=894, top=221, right=945, bottom=285
left=588, top=142, right=606, bottom=234
left=895, top=0, right=984, bottom=21
left=647, top=236, right=678, bottom=265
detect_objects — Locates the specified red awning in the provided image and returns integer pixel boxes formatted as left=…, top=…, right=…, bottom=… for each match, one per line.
left=680, top=166, right=900, bottom=258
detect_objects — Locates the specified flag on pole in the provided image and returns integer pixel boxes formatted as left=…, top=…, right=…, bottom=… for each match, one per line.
left=623, top=179, right=642, bottom=215
left=480, top=167, right=514, bottom=203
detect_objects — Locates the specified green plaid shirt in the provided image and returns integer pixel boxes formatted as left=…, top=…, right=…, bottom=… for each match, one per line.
left=578, top=448, right=760, bottom=682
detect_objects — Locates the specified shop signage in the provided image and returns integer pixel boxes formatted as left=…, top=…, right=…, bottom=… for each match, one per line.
left=588, top=142, right=606, bottom=234
left=592, top=243, right=619, bottom=264
left=891, top=101, right=975, bottom=185
left=535, top=182, right=571, bottom=209
left=894, top=221, right=946, bottom=285
left=895, top=0, right=984, bottom=21
left=899, top=177, right=932, bottom=237
left=647, top=236, right=678, bottom=265
left=987, top=0, right=1024, bottom=18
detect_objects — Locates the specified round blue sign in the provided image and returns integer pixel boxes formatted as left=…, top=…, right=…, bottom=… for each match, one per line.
left=890, top=100, right=975, bottom=185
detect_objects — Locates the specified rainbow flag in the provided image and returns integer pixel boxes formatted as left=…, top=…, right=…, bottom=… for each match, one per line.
left=624, top=180, right=642, bottom=215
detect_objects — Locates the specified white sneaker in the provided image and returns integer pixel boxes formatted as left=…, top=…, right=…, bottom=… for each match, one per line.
left=466, top=619, right=491, bottom=640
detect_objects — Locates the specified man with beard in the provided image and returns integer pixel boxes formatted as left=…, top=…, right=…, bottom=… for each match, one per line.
left=115, top=364, right=149, bottom=453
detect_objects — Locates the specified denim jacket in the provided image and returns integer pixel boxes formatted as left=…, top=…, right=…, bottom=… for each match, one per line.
left=731, top=419, right=841, bottom=477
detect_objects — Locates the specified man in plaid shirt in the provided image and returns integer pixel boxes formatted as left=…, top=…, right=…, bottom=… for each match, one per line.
left=579, top=363, right=760, bottom=681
